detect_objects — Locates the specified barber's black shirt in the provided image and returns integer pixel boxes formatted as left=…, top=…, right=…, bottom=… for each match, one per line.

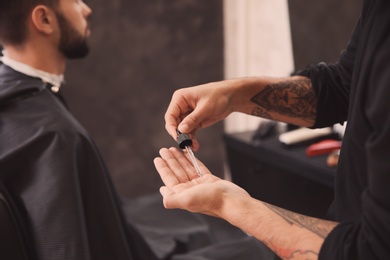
left=297, top=0, right=390, bottom=258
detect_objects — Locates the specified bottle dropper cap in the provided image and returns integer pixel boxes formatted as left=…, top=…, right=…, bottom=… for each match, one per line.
left=176, top=129, right=192, bottom=149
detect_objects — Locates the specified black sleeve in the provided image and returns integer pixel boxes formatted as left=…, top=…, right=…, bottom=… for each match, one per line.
left=319, top=190, right=390, bottom=259
left=295, top=19, right=362, bottom=128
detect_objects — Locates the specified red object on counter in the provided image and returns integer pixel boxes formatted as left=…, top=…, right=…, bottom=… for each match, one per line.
left=306, top=139, right=342, bottom=157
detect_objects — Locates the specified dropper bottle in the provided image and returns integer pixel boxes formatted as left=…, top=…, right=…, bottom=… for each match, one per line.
left=176, top=129, right=202, bottom=177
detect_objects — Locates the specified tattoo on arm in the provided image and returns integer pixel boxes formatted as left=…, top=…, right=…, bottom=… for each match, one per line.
left=250, top=78, right=316, bottom=123
left=252, top=107, right=273, bottom=119
left=264, top=203, right=335, bottom=239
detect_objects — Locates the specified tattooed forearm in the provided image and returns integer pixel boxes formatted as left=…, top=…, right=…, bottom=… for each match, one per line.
left=264, top=203, right=336, bottom=239
left=250, top=78, right=316, bottom=123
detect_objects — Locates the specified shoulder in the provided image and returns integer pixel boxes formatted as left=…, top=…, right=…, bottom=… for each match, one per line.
left=0, top=91, right=90, bottom=156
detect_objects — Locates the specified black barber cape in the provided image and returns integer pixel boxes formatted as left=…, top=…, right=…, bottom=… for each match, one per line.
left=0, top=64, right=274, bottom=260
left=0, top=64, right=156, bottom=260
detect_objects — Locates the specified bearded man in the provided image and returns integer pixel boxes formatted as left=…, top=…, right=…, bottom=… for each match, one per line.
left=0, top=1, right=156, bottom=259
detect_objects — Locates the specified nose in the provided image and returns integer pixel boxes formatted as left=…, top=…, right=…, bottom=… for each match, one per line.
left=82, top=2, right=92, bottom=17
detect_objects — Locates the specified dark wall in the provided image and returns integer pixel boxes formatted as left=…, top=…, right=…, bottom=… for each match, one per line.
left=63, top=0, right=224, bottom=199
left=289, top=0, right=362, bottom=70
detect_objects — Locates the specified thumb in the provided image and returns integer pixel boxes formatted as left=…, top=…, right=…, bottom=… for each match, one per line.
left=160, top=186, right=185, bottom=209
left=177, top=109, right=204, bottom=134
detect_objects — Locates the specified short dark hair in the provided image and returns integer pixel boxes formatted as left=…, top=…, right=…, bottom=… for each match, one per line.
left=0, top=0, right=59, bottom=46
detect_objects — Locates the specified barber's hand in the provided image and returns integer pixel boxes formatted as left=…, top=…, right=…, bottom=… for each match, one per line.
left=165, top=81, right=236, bottom=151
left=153, top=147, right=250, bottom=217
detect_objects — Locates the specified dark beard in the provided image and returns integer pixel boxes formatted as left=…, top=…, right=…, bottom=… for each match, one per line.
left=56, top=11, right=90, bottom=59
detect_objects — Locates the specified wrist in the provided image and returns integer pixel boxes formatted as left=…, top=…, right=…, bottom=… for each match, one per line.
left=218, top=190, right=263, bottom=230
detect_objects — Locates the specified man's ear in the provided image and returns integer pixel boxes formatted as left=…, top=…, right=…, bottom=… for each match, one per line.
left=30, top=5, right=57, bottom=35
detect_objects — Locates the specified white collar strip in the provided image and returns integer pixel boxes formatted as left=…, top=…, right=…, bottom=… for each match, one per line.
left=0, top=51, right=64, bottom=93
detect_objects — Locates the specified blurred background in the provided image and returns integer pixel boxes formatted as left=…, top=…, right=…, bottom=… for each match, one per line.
left=60, top=0, right=361, bottom=200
